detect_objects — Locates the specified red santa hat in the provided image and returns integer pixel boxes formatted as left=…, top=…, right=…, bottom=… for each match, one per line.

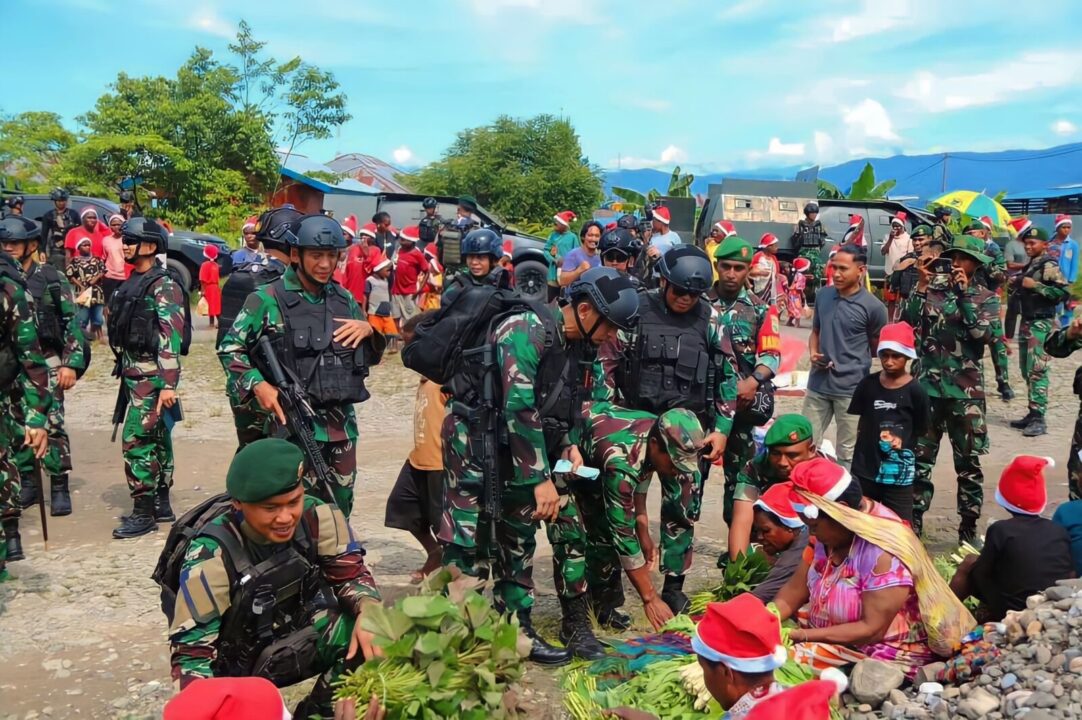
left=754, top=482, right=804, bottom=529
left=359, top=222, right=378, bottom=239
left=1056, top=214, right=1073, bottom=230
left=108, top=214, right=125, bottom=225
left=242, top=216, right=258, bottom=232
left=745, top=672, right=848, bottom=720
left=502, top=239, right=514, bottom=259
left=202, top=245, right=219, bottom=261
left=692, top=594, right=787, bottom=673
left=605, top=221, right=618, bottom=231
left=979, top=215, right=994, bottom=231
left=758, top=232, right=779, bottom=248
left=714, top=219, right=737, bottom=238
left=79, top=206, right=98, bottom=219
left=163, top=677, right=290, bottom=720
left=890, top=211, right=907, bottom=227
left=553, top=210, right=577, bottom=228
left=792, top=257, right=812, bottom=273
left=843, top=214, right=866, bottom=247
left=877, top=321, right=917, bottom=359
left=652, top=206, right=671, bottom=225
left=995, top=455, right=1053, bottom=516
left=1008, top=217, right=1033, bottom=237
left=399, top=225, right=422, bottom=244
left=788, top=457, right=853, bottom=518
left=341, top=214, right=358, bottom=238
left=372, top=254, right=392, bottom=272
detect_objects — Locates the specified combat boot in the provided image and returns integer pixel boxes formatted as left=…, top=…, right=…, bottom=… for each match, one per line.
left=17, top=475, right=37, bottom=509
left=596, top=606, right=632, bottom=632
left=112, top=495, right=157, bottom=539
left=998, top=381, right=1015, bottom=403
left=3, top=519, right=24, bottom=562
left=50, top=475, right=72, bottom=517
left=958, top=516, right=979, bottom=546
left=1023, top=415, right=1047, bottom=437
left=155, top=483, right=176, bottom=523
left=559, top=596, right=607, bottom=661
left=516, top=609, right=571, bottom=666
left=661, top=574, right=690, bottom=615
left=1010, top=411, right=1037, bottom=429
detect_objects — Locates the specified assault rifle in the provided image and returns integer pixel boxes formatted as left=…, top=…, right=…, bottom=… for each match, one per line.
left=254, top=335, right=339, bottom=507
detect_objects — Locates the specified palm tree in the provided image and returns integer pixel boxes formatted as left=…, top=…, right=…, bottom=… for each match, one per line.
left=816, top=162, right=895, bottom=200
left=610, top=165, right=695, bottom=211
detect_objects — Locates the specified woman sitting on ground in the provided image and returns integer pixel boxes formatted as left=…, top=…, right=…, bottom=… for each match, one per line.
left=749, top=482, right=809, bottom=603
left=772, top=457, right=974, bottom=679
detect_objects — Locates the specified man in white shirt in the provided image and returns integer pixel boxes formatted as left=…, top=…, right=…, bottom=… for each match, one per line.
left=880, top=212, right=912, bottom=321
left=645, top=206, right=682, bottom=260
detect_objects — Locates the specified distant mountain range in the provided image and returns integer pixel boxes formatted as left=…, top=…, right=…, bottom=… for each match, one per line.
left=602, top=143, right=1082, bottom=203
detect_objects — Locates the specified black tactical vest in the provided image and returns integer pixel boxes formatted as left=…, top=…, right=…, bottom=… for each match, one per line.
left=269, top=279, right=372, bottom=408
left=108, top=269, right=166, bottom=356
left=26, top=263, right=65, bottom=353
left=1020, top=256, right=1060, bottom=319
left=0, top=254, right=27, bottom=388
left=418, top=215, right=442, bottom=244
left=796, top=219, right=826, bottom=249
left=216, top=262, right=286, bottom=347
left=619, top=291, right=714, bottom=415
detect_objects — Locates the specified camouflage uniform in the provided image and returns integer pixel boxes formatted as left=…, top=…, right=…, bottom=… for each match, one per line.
left=438, top=307, right=609, bottom=613
left=792, top=219, right=828, bottom=288
left=217, top=268, right=367, bottom=515
left=169, top=495, right=379, bottom=717
left=11, top=261, right=86, bottom=482
left=1017, top=252, right=1070, bottom=416
left=1045, top=328, right=1082, bottom=500
left=0, top=258, right=52, bottom=571
left=116, top=272, right=184, bottom=499
left=974, top=244, right=1013, bottom=397
left=708, top=286, right=782, bottom=523
left=903, top=279, right=997, bottom=530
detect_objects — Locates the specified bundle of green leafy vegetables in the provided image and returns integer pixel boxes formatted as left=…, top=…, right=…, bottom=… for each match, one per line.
left=334, top=569, right=530, bottom=719
left=687, top=550, right=771, bottom=615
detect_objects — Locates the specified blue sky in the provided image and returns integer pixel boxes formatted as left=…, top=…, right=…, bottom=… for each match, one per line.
left=6, top=0, right=1082, bottom=173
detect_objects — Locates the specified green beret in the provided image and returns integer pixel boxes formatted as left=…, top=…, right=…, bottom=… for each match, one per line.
left=764, top=414, right=813, bottom=447
left=713, top=235, right=754, bottom=262
left=457, top=195, right=478, bottom=212
left=656, top=409, right=705, bottom=475
left=1020, top=226, right=1049, bottom=242
left=944, top=235, right=991, bottom=265
left=227, top=438, right=305, bottom=502
left=910, top=224, right=934, bottom=238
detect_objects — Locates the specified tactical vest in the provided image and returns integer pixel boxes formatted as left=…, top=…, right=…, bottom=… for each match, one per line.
left=216, top=262, right=285, bottom=348
left=619, top=291, right=714, bottom=416
left=0, top=254, right=27, bottom=388
left=41, top=209, right=78, bottom=268
left=418, top=215, right=442, bottom=244
left=1020, top=256, right=1060, bottom=320
left=108, top=268, right=169, bottom=356
left=25, top=263, right=65, bottom=353
left=268, top=279, right=371, bottom=408
left=796, top=219, right=826, bottom=249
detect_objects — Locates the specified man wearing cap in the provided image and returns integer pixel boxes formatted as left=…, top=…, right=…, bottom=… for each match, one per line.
left=904, top=235, right=999, bottom=542
left=704, top=219, right=736, bottom=282
left=881, top=213, right=912, bottom=321
left=645, top=205, right=682, bottom=259
left=39, top=189, right=80, bottom=270
left=231, top=217, right=264, bottom=267
left=1004, top=220, right=1030, bottom=340
left=3, top=196, right=24, bottom=218
left=543, top=210, right=579, bottom=302
left=572, top=407, right=705, bottom=632
left=417, top=197, right=443, bottom=250
left=890, top=225, right=932, bottom=308
left=609, top=594, right=786, bottom=720
left=708, top=236, right=782, bottom=528
left=1010, top=226, right=1070, bottom=437
left=791, top=202, right=829, bottom=294
left=389, top=225, right=429, bottom=326
left=168, top=438, right=381, bottom=719
left=727, top=414, right=819, bottom=560
left=931, top=206, right=955, bottom=247
left=964, top=223, right=1014, bottom=402
left=1051, top=214, right=1078, bottom=328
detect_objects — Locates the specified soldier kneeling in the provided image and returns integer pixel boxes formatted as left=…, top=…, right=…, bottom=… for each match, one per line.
left=158, top=438, right=381, bottom=720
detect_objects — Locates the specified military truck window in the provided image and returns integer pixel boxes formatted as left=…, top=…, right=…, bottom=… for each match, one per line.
left=878, top=215, right=892, bottom=225
left=779, top=201, right=797, bottom=212
left=734, top=197, right=754, bottom=210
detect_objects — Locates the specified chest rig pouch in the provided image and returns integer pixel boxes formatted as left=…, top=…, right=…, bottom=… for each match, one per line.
left=271, top=279, right=372, bottom=408
left=217, top=263, right=284, bottom=348
left=621, top=292, right=713, bottom=416
left=26, top=264, right=65, bottom=353
left=798, top=219, right=825, bottom=249
left=108, top=268, right=166, bottom=357
left=1020, top=257, right=1059, bottom=320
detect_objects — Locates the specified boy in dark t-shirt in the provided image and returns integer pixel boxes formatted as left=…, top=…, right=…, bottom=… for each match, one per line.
left=847, top=322, right=929, bottom=522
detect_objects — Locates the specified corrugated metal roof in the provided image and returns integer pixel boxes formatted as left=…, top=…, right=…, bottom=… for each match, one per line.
left=326, top=153, right=413, bottom=194
left=277, top=151, right=380, bottom=196
left=1004, top=184, right=1082, bottom=201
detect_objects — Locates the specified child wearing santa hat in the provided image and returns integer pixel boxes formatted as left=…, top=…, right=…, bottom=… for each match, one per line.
left=950, top=455, right=1075, bottom=622
left=199, top=244, right=222, bottom=328
left=364, top=256, right=398, bottom=345
left=544, top=210, right=579, bottom=301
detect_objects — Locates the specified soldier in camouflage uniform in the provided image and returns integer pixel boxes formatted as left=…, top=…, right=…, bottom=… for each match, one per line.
left=1008, top=226, right=1071, bottom=437
left=599, top=246, right=737, bottom=614
left=439, top=228, right=510, bottom=306
left=931, top=206, right=956, bottom=248
left=107, top=218, right=186, bottom=539
left=1045, top=317, right=1082, bottom=501
left=218, top=215, right=381, bottom=517
left=903, top=235, right=998, bottom=542
left=167, top=439, right=380, bottom=720
left=790, top=202, right=829, bottom=293
left=965, top=223, right=1015, bottom=402
left=706, top=236, right=782, bottom=526
left=572, top=405, right=704, bottom=631
left=439, top=266, right=639, bottom=665
left=0, top=218, right=52, bottom=572
left=1, top=219, right=86, bottom=517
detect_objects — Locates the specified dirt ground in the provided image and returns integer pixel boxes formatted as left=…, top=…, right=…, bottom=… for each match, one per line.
left=1, top=323, right=1079, bottom=719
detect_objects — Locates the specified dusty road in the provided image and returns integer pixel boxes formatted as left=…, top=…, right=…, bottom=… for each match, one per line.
left=1, top=325, right=1079, bottom=719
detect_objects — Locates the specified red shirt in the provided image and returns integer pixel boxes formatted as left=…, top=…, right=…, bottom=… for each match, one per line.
left=392, top=247, right=430, bottom=295
left=65, top=225, right=107, bottom=258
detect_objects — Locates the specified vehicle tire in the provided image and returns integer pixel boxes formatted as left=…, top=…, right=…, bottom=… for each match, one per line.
left=167, top=258, right=192, bottom=293
left=514, top=260, right=548, bottom=302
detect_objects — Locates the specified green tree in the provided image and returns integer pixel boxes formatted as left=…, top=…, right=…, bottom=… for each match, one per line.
left=0, top=111, right=76, bottom=190
left=816, top=163, right=895, bottom=200
left=610, top=165, right=695, bottom=212
left=406, top=114, right=603, bottom=228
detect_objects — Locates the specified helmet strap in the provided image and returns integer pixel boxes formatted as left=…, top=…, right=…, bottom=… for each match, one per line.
left=294, top=248, right=327, bottom=291
left=573, top=302, right=603, bottom=343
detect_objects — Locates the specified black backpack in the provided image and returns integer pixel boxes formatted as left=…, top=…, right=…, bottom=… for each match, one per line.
left=402, top=284, right=554, bottom=385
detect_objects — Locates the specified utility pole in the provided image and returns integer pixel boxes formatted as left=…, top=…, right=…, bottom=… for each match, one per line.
left=941, top=153, right=949, bottom=193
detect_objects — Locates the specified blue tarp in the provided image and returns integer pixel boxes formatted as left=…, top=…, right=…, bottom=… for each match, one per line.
left=277, top=151, right=380, bottom=196
left=1004, top=185, right=1082, bottom=201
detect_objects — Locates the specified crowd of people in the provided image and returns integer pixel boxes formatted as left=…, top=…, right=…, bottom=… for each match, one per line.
left=3, top=189, right=1082, bottom=719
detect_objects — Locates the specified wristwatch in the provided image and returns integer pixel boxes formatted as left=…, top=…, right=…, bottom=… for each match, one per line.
left=751, top=369, right=771, bottom=386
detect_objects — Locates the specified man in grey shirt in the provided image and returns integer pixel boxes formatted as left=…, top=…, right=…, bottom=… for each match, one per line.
left=1004, top=234, right=1028, bottom=339
left=803, top=244, right=888, bottom=468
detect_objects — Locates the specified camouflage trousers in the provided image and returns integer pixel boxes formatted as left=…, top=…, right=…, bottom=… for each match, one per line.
left=13, top=365, right=71, bottom=480
left=914, top=398, right=988, bottom=525
left=989, top=300, right=1011, bottom=389
left=1019, top=318, right=1054, bottom=415
left=0, top=393, right=20, bottom=572
left=1069, top=403, right=1082, bottom=502
left=438, top=414, right=587, bottom=613
left=646, top=469, right=699, bottom=577
left=570, top=476, right=627, bottom=612
left=299, top=439, right=356, bottom=518
left=229, top=399, right=270, bottom=451
left=120, top=376, right=174, bottom=499
left=721, top=421, right=758, bottom=525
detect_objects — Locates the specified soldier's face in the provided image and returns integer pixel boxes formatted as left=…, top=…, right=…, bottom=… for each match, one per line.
left=234, top=485, right=305, bottom=543
left=55, top=199, right=67, bottom=210
left=574, top=301, right=617, bottom=345
left=602, top=251, right=630, bottom=272
left=425, top=207, right=436, bottom=217
left=295, top=248, right=338, bottom=283
left=1025, top=238, right=1049, bottom=258
left=951, top=255, right=979, bottom=277
left=663, top=283, right=701, bottom=314
left=716, top=260, right=750, bottom=295
left=768, top=440, right=815, bottom=479
left=466, top=254, right=494, bottom=277
left=647, top=436, right=678, bottom=477
left=0, top=240, right=26, bottom=259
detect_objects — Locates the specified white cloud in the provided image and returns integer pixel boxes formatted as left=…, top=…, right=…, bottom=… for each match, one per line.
left=660, top=145, right=688, bottom=164
left=614, top=145, right=689, bottom=169
left=1052, top=119, right=1079, bottom=136
left=186, top=6, right=234, bottom=38
left=829, top=0, right=917, bottom=43
left=897, top=50, right=1082, bottom=112
left=842, top=99, right=898, bottom=141
left=392, top=145, right=414, bottom=164
left=813, top=131, right=835, bottom=160
left=766, top=137, right=805, bottom=156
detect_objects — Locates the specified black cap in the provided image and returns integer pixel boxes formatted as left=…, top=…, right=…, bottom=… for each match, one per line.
left=422, top=197, right=438, bottom=209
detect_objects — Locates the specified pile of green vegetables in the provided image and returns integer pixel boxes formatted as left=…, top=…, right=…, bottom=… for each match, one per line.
left=334, top=569, right=529, bottom=719
left=687, top=550, right=771, bottom=615
left=563, top=657, right=722, bottom=719
left=933, top=541, right=981, bottom=611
